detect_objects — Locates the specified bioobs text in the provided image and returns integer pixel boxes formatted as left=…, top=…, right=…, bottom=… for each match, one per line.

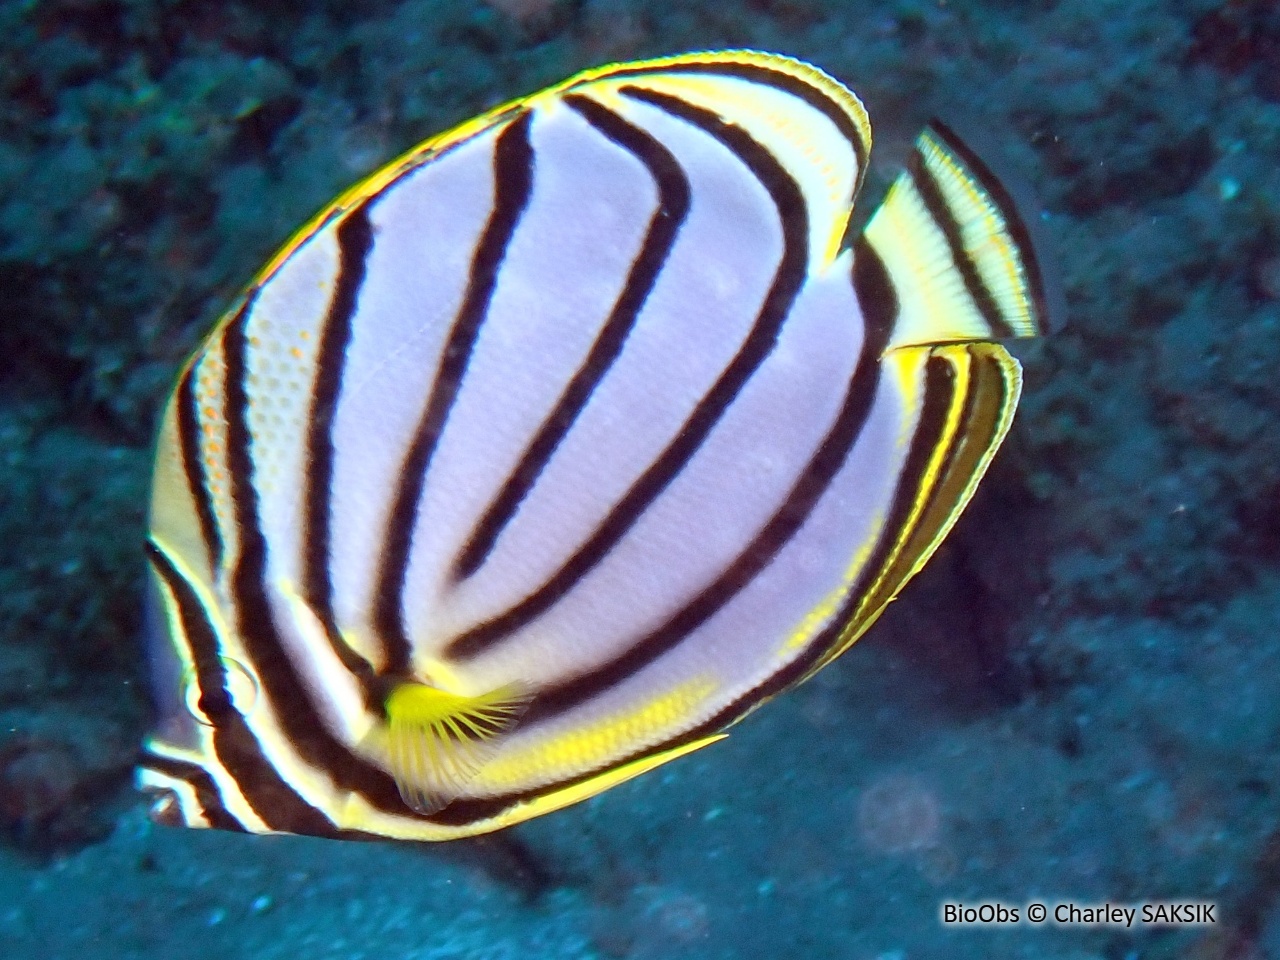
left=941, top=903, right=1020, bottom=925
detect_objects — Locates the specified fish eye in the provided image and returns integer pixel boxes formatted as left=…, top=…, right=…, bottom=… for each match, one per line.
left=181, top=658, right=260, bottom=726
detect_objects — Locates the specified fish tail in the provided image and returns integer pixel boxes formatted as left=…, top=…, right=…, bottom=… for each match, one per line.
left=378, top=681, right=531, bottom=814
left=857, top=119, right=1055, bottom=349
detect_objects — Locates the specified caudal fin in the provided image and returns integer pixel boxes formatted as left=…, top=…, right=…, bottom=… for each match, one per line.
left=857, top=119, right=1055, bottom=349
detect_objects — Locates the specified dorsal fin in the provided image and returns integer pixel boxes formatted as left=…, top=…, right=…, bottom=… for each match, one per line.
left=563, top=50, right=872, bottom=268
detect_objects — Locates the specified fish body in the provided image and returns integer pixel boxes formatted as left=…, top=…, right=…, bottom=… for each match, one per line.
left=138, top=50, right=1051, bottom=840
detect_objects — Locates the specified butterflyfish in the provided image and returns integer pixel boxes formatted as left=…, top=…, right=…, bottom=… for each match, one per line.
left=137, top=50, right=1052, bottom=840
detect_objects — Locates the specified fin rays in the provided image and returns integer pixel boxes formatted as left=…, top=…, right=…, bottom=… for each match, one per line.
left=861, top=122, right=1052, bottom=350
left=379, top=683, right=531, bottom=813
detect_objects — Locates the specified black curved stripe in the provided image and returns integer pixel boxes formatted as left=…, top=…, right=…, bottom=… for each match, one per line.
left=451, top=94, right=692, bottom=583
left=906, top=149, right=1013, bottom=339
left=741, top=351, right=959, bottom=687
left=176, top=364, right=223, bottom=572
left=852, top=354, right=959, bottom=595
left=301, top=204, right=381, bottom=700
left=919, top=349, right=1013, bottom=533
left=141, top=751, right=247, bottom=833
left=144, top=539, right=335, bottom=836
left=926, top=120, right=1051, bottom=333
left=221, top=302, right=409, bottom=817
left=600, top=57, right=870, bottom=197
left=429, top=352, right=957, bottom=830
left=862, top=348, right=992, bottom=613
left=851, top=236, right=900, bottom=342
left=371, top=109, right=536, bottom=674
left=445, top=84, right=810, bottom=661
left=516, top=253, right=891, bottom=728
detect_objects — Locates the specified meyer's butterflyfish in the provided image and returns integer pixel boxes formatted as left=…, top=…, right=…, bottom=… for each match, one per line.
left=137, top=50, right=1052, bottom=841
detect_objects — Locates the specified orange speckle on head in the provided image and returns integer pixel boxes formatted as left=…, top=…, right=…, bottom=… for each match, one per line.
left=203, top=406, right=216, bottom=418
left=290, top=347, right=304, bottom=359
left=299, top=330, right=311, bottom=341
left=249, top=336, right=261, bottom=347
left=202, top=423, right=216, bottom=436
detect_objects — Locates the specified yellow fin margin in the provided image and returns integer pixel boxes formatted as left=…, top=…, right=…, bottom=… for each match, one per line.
left=806, top=342, right=1021, bottom=679
left=470, top=733, right=729, bottom=836
left=557, top=49, right=870, bottom=156
left=197, top=51, right=872, bottom=364
left=564, top=50, right=872, bottom=269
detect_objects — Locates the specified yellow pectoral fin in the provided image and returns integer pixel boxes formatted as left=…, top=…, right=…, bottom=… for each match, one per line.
left=378, top=682, right=531, bottom=814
